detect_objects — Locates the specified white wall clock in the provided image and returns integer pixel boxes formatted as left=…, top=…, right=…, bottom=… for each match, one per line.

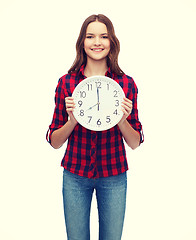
left=72, top=75, right=125, bottom=131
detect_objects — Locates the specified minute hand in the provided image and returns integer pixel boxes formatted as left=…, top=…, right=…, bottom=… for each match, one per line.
left=97, top=87, right=100, bottom=111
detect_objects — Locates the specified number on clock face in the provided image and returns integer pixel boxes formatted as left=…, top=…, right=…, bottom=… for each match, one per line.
left=72, top=76, right=125, bottom=131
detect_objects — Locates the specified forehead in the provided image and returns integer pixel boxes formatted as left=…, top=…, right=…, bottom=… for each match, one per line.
left=86, top=21, right=108, bottom=34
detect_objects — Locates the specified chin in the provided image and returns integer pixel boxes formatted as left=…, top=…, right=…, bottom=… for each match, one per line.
left=89, top=53, right=109, bottom=61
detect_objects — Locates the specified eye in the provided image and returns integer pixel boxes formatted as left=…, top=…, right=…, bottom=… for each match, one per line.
left=102, top=36, right=109, bottom=39
left=86, top=35, right=93, bottom=39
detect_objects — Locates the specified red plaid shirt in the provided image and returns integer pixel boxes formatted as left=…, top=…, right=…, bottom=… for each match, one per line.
left=46, top=65, right=144, bottom=178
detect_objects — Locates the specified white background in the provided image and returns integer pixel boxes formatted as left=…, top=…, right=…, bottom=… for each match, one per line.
left=0, top=0, right=196, bottom=239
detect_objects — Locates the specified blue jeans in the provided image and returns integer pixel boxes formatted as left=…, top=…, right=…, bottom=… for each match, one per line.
left=62, top=169, right=127, bottom=240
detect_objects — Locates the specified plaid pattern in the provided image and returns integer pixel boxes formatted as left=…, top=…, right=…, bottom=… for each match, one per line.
left=46, top=65, right=144, bottom=179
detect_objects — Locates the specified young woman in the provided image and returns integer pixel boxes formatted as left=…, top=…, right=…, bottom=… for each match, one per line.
left=47, top=14, right=144, bottom=240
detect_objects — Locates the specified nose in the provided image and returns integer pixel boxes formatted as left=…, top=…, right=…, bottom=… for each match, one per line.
left=94, top=36, right=101, bottom=45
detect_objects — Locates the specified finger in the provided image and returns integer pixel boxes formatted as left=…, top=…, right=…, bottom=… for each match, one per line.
left=121, top=103, right=132, bottom=115
left=122, top=98, right=132, bottom=107
left=65, top=97, right=74, bottom=100
left=122, top=98, right=132, bottom=109
left=65, top=97, right=75, bottom=108
left=123, top=97, right=132, bottom=102
left=66, top=108, right=74, bottom=113
left=122, top=103, right=133, bottom=111
left=122, top=100, right=132, bottom=109
left=66, top=106, right=76, bottom=116
left=65, top=98, right=75, bottom=104
left=66, top=102, right=75, bottom=108
left=65, top=103, right=75, bottom=113
left=65, top=97, right=75, bottom=103
left=121, top=109, right=129, bottom=122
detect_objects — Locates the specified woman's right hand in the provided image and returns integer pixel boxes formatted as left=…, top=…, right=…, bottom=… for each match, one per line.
left=65, top=97, right=78, bottom=125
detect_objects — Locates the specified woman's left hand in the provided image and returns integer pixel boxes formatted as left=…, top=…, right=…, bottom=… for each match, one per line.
left=118, top=97, right=133, bottom=125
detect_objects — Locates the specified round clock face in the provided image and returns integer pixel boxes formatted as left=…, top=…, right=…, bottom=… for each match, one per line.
left=72, top=75, right=125, bottom=131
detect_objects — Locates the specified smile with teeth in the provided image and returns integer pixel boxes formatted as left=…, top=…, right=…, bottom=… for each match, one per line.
left=91, top=48, right=104, bottom=52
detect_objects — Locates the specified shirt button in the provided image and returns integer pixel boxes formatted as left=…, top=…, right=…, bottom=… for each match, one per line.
left=91, top=148, right=95, bottom=156
left=92, top=133, right=97, bottom=141
left=89, top=164, right=94, bottom=170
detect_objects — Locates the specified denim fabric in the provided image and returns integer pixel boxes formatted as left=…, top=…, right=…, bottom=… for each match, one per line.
left=62, top=169, right=127, bottom=240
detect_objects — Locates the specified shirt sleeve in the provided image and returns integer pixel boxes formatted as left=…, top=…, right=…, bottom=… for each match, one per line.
left=126, top=80, right=144, bottom=144
left=46, top=78, right=68, bottom=144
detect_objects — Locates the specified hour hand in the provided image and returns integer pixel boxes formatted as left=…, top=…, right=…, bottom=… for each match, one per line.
left=86, top=103, right=99, bottom=111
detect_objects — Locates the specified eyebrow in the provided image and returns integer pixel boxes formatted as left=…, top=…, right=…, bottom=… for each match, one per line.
left=86, top=33, right=108, bottom=35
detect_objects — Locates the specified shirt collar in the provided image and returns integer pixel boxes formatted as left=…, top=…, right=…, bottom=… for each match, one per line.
left=78, top=64, right=115, bottom=79
left=78, top=64, right=86, bottom=78
left=105, top=67, right=114, bottom=79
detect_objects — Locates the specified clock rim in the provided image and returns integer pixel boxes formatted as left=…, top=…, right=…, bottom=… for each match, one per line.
left=72, top=75, right=125, bottom=131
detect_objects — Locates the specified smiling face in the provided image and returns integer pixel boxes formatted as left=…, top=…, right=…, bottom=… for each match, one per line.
left=84, top=21, right=110, bottom=62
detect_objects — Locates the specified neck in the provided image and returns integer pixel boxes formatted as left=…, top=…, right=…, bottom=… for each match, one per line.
left=84, top=58, right=108, bottom=77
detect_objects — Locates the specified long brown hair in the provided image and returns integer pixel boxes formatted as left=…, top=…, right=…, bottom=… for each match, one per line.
left=68, top=14, right=124, bottom=76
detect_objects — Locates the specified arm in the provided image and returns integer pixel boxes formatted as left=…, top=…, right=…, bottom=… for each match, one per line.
left=51, top=97, right=77, bottom=149
left=118, top=98, right=140, bottom=150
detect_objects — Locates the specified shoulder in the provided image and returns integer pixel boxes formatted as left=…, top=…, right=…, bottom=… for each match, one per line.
left=57, top=71, right=80, bottom=87
left=56, top=71, right=80, bottom=96
left=59, top=71, right=78, bottom=83
left=122, top=73, right=136, bottom=85
left=114, top=73, right=138, bottom=91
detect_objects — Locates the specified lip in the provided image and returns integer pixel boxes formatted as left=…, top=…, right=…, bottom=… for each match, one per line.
left=91, top=48, right=104, bottom=52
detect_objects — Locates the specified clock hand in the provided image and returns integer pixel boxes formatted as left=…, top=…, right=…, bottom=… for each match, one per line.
left=86, top=88, right=100, bottom=111
left=86, top=103, right=99, bottom=111
left=97, top=87, right=100, bottom=111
